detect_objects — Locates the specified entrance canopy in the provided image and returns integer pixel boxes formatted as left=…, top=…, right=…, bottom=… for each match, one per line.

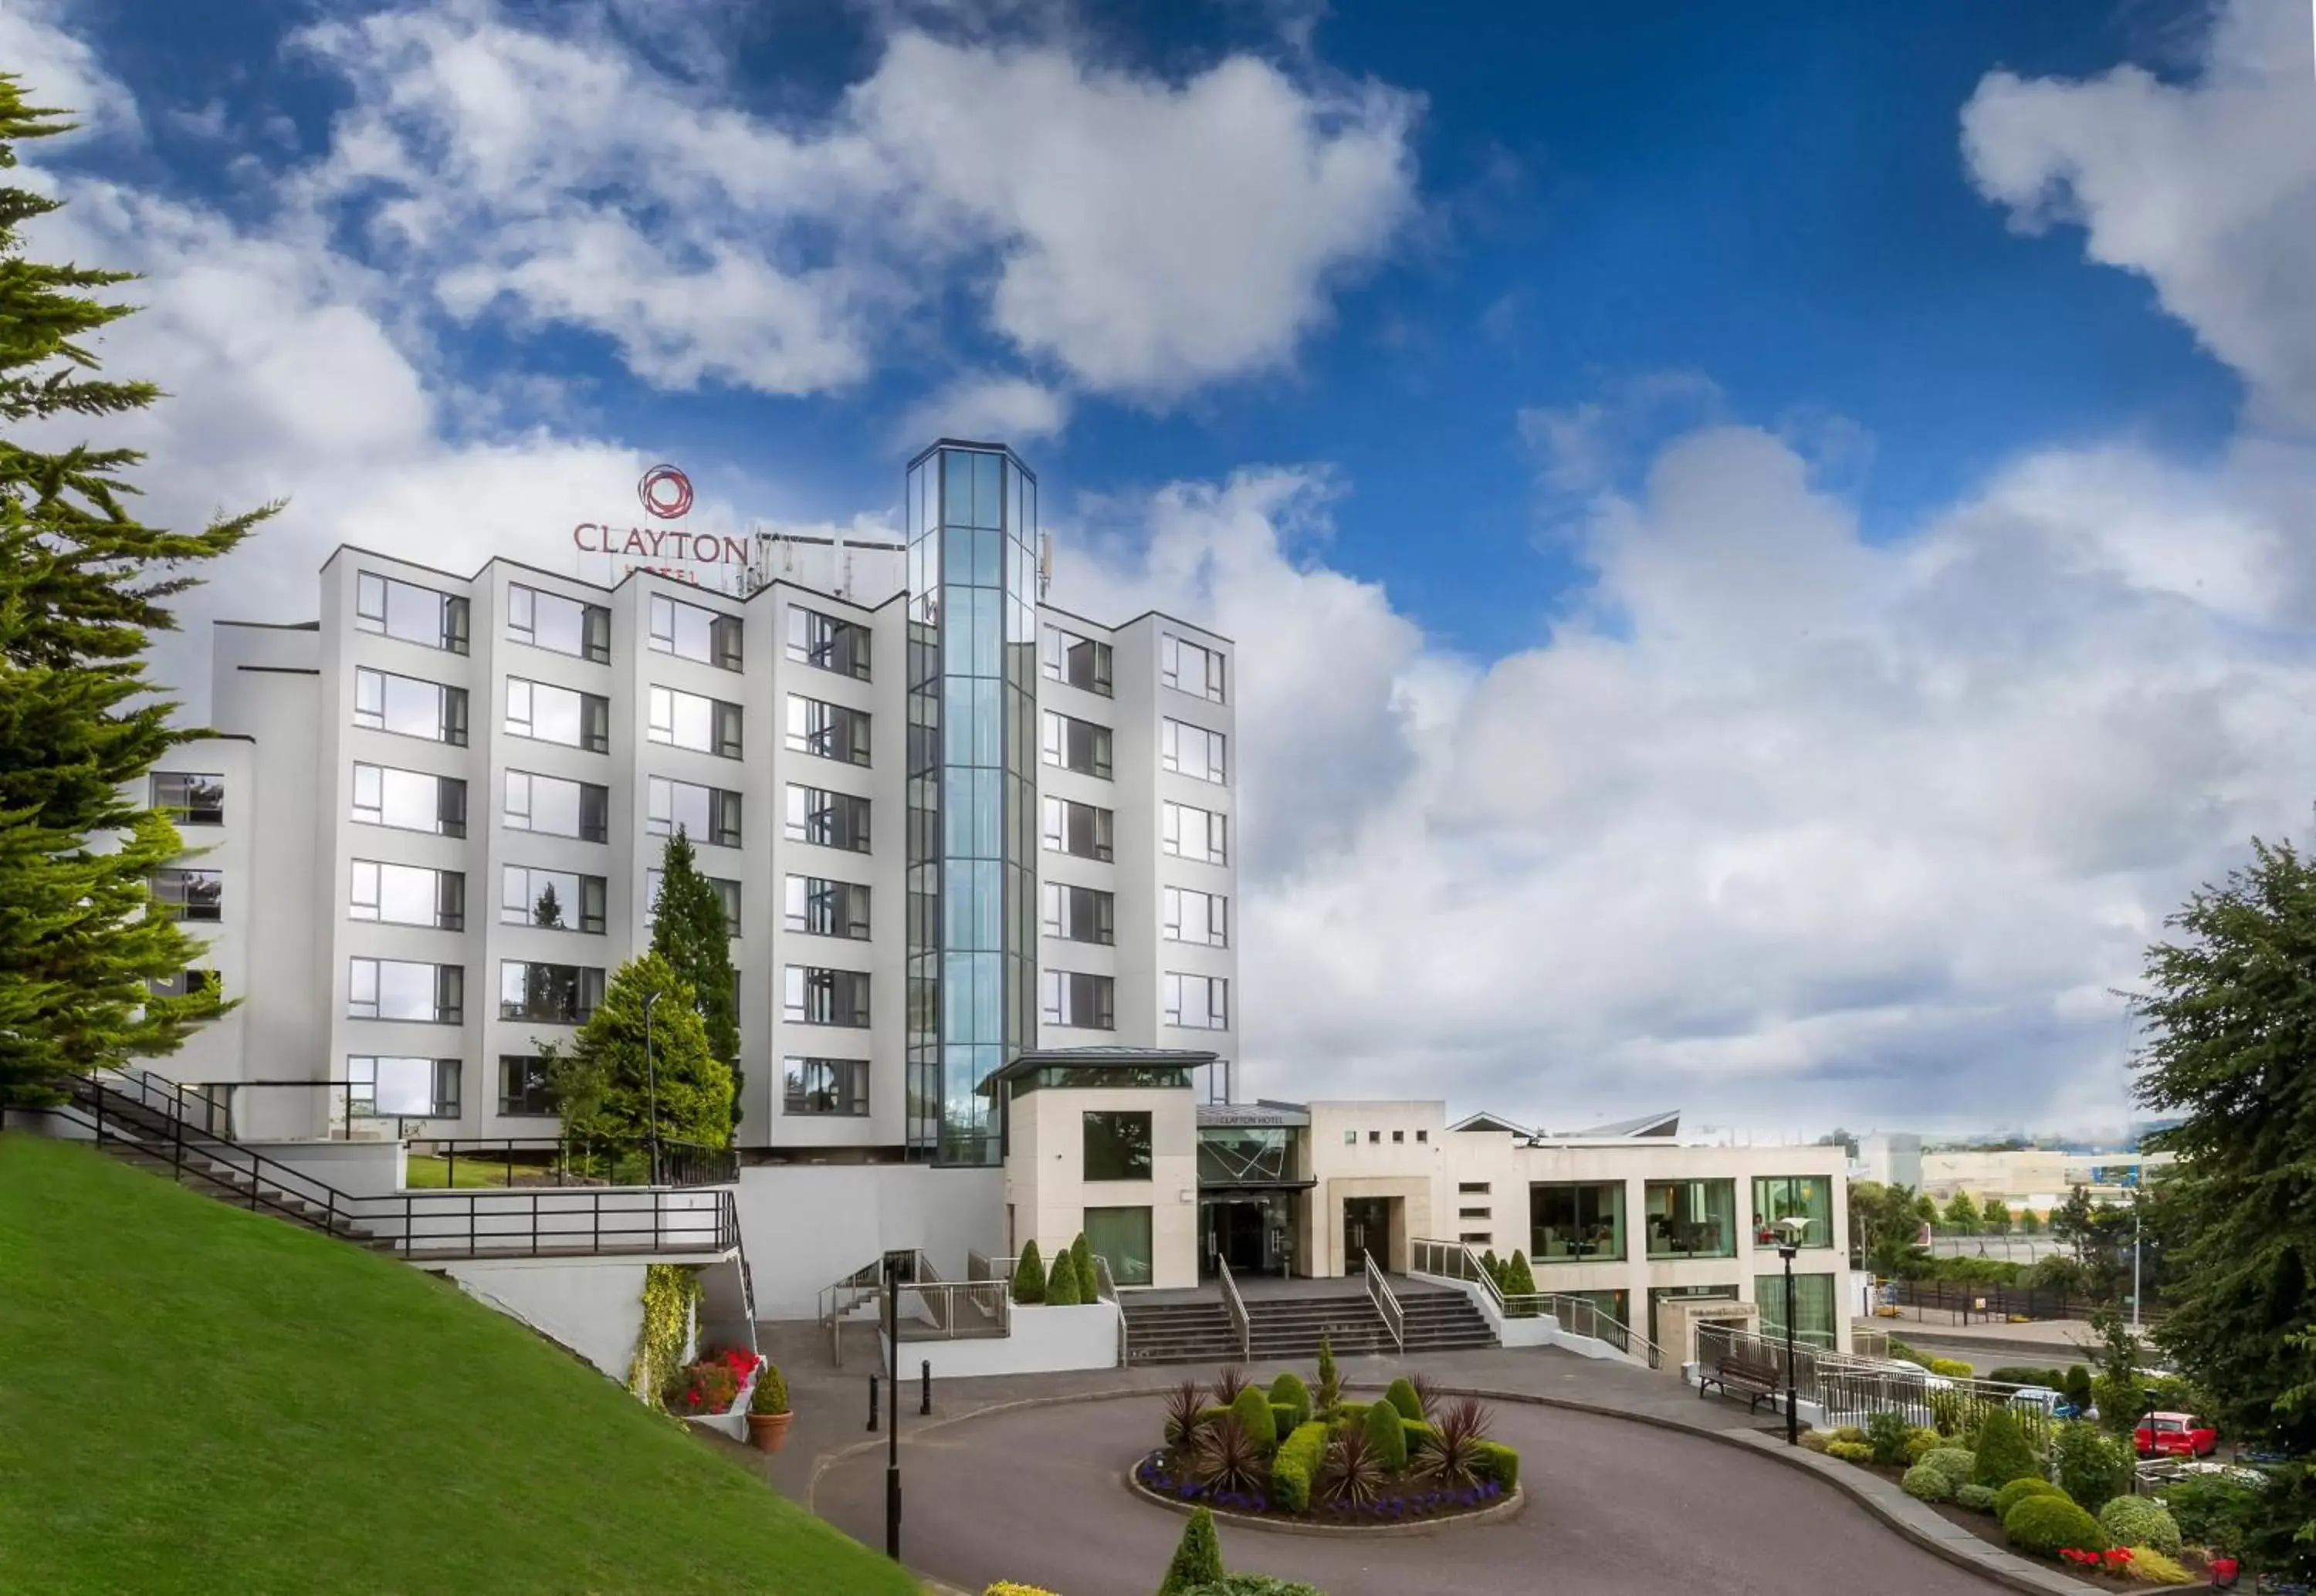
left=980, top=1045, right=1217, bottom=1099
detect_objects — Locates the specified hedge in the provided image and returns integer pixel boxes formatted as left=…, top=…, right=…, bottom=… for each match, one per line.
left=1271, top=1422, right=1329, bottom=1514
left=2003, top=1493, right=2107, bottom=1559
left=1383, top=1378, right=1423, bottom=1422
left=1362, top=1400, right=1407, bottom=1471
left=1229, top=1384, right=1278, bottom=1453
left=1955, top=1484, right=1998, bottom=1513
left=2096, top=1497, right=2182, bottom=1558
left=1268, top=1371, right=1311, bottom=1434
left=1473, top=1440, right=1519, bottom=1491
left=1993, top=1477, right=2066, bottom=1521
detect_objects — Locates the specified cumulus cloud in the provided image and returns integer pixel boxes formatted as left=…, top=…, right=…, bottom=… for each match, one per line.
left=897, top=373, right=1072, bottom=446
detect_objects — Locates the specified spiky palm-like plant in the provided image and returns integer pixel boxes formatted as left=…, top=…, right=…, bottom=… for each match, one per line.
left=1210, top=1364, right=1251, bottom=1408
left=1194, top=1415, right=1266, bottom=1496
left=1315, top=1425, right=1386, bottom=1510
left=1163, top=1378, right=1206, bottom=1448
left=1409, top=1372, right=1441, bottom=1420
left=1416, top=1395, right=1494, bottom=1488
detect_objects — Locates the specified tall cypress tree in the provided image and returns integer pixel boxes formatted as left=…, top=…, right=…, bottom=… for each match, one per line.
left=649, top=830, right=740, bottom=1133
left=0, top=78, right=273, bottom=1107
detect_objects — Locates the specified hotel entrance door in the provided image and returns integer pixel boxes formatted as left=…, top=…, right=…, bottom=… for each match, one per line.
left=1343, top=1197, right=1393, bottom=1271
left=1202, top=1194, right=1292, bottom=1277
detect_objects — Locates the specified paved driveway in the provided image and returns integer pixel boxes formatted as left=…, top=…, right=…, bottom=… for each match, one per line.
left=814, top=1393, right=2016, bottom=1596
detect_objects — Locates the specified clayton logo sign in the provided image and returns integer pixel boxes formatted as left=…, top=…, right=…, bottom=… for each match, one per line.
left=571, top=465, right=753, bottom=581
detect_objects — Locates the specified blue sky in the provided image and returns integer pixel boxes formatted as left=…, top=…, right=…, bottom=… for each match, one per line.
left=16, top=0, right=2316, bottom=1132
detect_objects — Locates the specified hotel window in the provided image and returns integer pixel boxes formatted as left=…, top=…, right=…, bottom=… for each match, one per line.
left=354, top=667, right=468, bottom=745
left=1343, top=1130, right=1356, bottom=1145
left=1163, top=972, right=1228, bottom=1031
left=1085, top=1206, right=1153, bottom=1288
left=347, top=1057, right=461, bottom=1120
left=1039, top=625, right=1112, bottom=696
left=1460, top=1182, right=1492, bottom=1195
left=1042, top=970, right=1116, bottom=1030
left=648, top=776, right=741, bottom=847
left=500, top=866, right=606, bottom=934
left=783, top=965, right=871, bottom=1027
left=348, top=958, right=463, bottom=1023
left=1393, top=1130, right=1405, bottom=1143
left=784, top=876, right=869, bottom=939
left=151, top=868, right=223, bottom=921
left=350, top=861, right=465, bottom=931
left=1532, top=1182, right=1627, bottom=1263
left=648, top=869, right=742, bottom=937
left=787, top=606, right=870, bottom=679
left=147, top=968, right=218, bottom=999
left=1753, top=1272, right=1838, bottom=1351
left=1039, top=710, right=1111, bottom=778
left=506, top=583, right=610, bottom=663
left=786, top=695, right=870, bottom=766
left=784, top=1057, right=868, bottom=1116
left=503, top=770, right=608, bottom=842
left=1645, top=1179, right=1738, bottom=1260
left=787, top=784, right=871, bottom=852
left=1041, top=882, right=1115, bottom=945
left=1459, top=1207, right=1491, bottom=1220
left=649, top=592, right=742, bottom=670
left=152, top=771, right=225, bottom=826
left=649, top=685, right=743, bottom=758
left=1751, top=1176, right=1834, bottom=1249
left=357, top=570, right=469, bottom=654
left=354, top=763, right=467, bottom=837
left=1417, top=1130, right=1429, bottom=1143
left=1160, top=719, right=1227, bottom=784
left=1460, top=1232, right=1492, bottom=1246
left=506, top=678, right=610, bottom=752
left=1160, top=633, right=1226, bottom=703
left=1040, top=796, right=1112, bottom=861
left=1161, top=886, right=1227, bottom=948
left=1160, top=800, right=1226, bottom=864
left=1083, top=1111, right=1153, bottom=1182
left=498, top=1056, right=557, bottom=1117
left=498, top=961, right=604, bottom=1025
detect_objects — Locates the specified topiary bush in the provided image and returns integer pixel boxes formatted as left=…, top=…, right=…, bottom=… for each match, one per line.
left=1011, top=1241, right=1045, bottom=1305
left=1971, top=1407, right=2041, bottom=1489
left=2003, top=1493, right=2108, bottom=1559
left=1956, top=1483, right=1999, bottom=1513
left=2063, top=1364, right=2094, bottom=1413
left=1994, top=1476, right=2067, bottom=1521
left=1901, top=1462, right=1957, bottom=1502
left=1866, top=1409, right=1911, bottom=1467
left=1156, top=1506, right=1224, bottom=1596
left=1315, top=1335, right=1341, bottom=1416
left=1383, top=1378, right=1424, bottom=1422
left=1903, top=1427, right=1945, bottom=1465
left=1229, top=1383, right=1278, bottom=1454
left=1472, top=1439, right=1519, bottom=1491
left=1922, top=1448, right=1976, bottom=1495
left=1270, top=1421, right=1329, bottom=1514
left=2052, top=1421, right=2135, bottom=1517
left=1070, top=1233, right=1095, bottom=1297
left=2097, top=1497, right=2183, bottom=1558
left=1268, top=1371, right=1311, bottom=1434
left=1928, top=1356, right=1976, bottom=1378
left=1361, top=1397, right=1407, bottom=1472
left=1825, top=1440, right=1874, bottom=1464
left=1045, top=1250, right=1082, bottom=1307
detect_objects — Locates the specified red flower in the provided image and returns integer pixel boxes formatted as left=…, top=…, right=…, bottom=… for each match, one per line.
left=2104, top=1550, right=2134, bottom=1567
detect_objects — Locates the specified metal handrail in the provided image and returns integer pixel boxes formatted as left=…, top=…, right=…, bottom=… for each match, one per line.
left=1410, top=1235, right=1668, bottom=1369
left=1696, top=1323, right=2061, bottom=1447
left=1361, top=1249, right=1404, bottom=1355
left=1536, top=1291, right=1668, bottom=1371
left=820, top=1259, right=888, bottom=1370
left=1216, top=1253, right=1251, bottom=1362
left=1094, top=1254, right=1128, bottom=1366
left=1410, top=1235, right=1509, bottom=1316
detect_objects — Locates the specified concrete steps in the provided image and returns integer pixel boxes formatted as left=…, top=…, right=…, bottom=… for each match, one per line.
left=1122, top=1300, right=1241, bottom=1366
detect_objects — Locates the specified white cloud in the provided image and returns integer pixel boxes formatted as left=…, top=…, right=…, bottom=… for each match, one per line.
left=0, top=0, right=139, bottom=143
left=897, top=373, right=1071, bottom=446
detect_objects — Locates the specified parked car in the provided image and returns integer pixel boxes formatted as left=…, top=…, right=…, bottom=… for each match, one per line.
left=1882, top=1358, right=1955, bottom=1392
left=2135, top=1412, right=2220, bottom=1459
left=2008, top=1385, right=2085, bottom=1420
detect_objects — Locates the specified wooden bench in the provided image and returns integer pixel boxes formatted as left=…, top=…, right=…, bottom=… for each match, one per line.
left=1698, top=1351, right=1787, bottom=1414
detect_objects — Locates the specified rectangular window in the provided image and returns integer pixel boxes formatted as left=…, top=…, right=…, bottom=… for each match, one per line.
left=1531, top=1182, right=1627, bottom=1263
left=1040, top=882, right=1115, bottom=945
left=350, top=861, right=465, bottom=931
left=354, top=762, right=467, bottom=837
left=147, top=968, right=218, bottom=999
left=497, top=1055, right=557, bottom=1117
left=1160, top=634, right=1226, bottom=703
left=1039, top=710, right=1112, bottom=778
left=1160, top=886, right=1227, bottom=948
left=354, top=668, right=468, bottom=745
left=1039, top=624, right=1112, bottom=695
left=783, top=965, right=871, bottom=1027
left=649, top=685, right=743, bottom=758
left=152, top=772, right=225, bottom=826
left=1040, top=969, right=1116, bottom=1030
left=787, top=606, right=870, bottom=679
left=647, top=776, right=741, bottom=847
left=500, top=866, right=606, bottom=934
left=506, top=678, right=609, bottom=752
left=506, top=583, right=611, bottom=663
left=784, top=876, right=870, bottom=939
left=497, top=962, right=604, bottom=1025
left=1162, top=972, right=1228, bottom=1031
left=357, top=571, right=470, bottom=653
left=346, top=1056, right=461, bottom=1119
left=502, top=770, right=608, bottom=843
left=1160, top=800, right=1227, bottom=864
left=1751, top=1175, right=1835, bottom=1250
left=1082, top=1110, right=1153, bottom=1182
left=787, top=784, right=871, bottom=852
left=1646, top=1179, right=1739, bottom=1260
left=151, top=867, right=223, bottom=921
left=1160, top=719, right=1227, bottom=784
left=649, top=592, right=743, bottom=670
left=1085, top=1206, right=1153, bottom=1288
left=783, top=1057, right=869, bottom=1116
left=347, top=959, right=463, bottom=1023
left=1460, top=1233, right=1492, bottom=1246
left=1039, top=796, right=1113, bottom=861
left=786, top=695, right=871, bottom=766
left=1460, top=1182, right=1492, bottom=1195
left=1753, top=1272, right=1838, bottom=1351
left=647, top=869, right=742, bottom=937
left=1459, top=1207, right=1491, bottom=1220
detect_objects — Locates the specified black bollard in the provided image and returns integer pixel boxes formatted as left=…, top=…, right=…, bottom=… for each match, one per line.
left=868, top=1372, right=879, bottom=1432
left=920, top=1359, right=933, bottom=1416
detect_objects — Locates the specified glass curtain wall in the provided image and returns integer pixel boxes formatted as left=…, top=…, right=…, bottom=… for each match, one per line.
left=906, top=442, right=1038, bottom=1165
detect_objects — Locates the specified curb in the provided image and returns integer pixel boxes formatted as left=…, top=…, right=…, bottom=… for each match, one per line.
left=1124, top=1463, right=1526, bottom=1537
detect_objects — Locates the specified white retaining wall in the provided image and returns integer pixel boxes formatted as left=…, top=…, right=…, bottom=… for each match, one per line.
left=445, top=1257, right=653, bottom=1380
left=896, top=1300, right=1119, bottom=1380
left=734, top=1163, right=1004, bottom=1319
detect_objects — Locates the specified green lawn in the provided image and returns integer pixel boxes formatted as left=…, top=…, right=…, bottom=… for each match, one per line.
left=0, top=1134, right=916, bottom=1596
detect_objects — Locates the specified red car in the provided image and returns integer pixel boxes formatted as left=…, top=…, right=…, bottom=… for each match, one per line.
left=2135, top=1412, right=2219, bottom=1459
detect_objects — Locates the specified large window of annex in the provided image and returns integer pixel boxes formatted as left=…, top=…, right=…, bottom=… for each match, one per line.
left=1645, top=1179, right=1737, bottom=1260
left=1530, top=1181, right=1626, bottom=1263
left=1750, top=1175, right=1834, bottom=1249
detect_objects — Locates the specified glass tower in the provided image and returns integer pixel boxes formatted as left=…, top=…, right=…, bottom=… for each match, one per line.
left=905, top=441, right=1038, bottom=1165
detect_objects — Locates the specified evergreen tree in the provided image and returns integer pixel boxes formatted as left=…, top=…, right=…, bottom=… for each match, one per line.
left=0, top=78, right=273, bottom=1106
left=1155, top=1506, right=1223, bottom=1596
left=1069, top=1232, right=1095, bottom=1297
left=2020, top=1208, right=2043, bottom=1236
left=649, top=830, right=740, bottom=1131
left=1010, top=1240, right=1045, bottom=1305
left=1045, top=1248, right=1081, bottom=1306
left=552, top=953, right=732, bottom=1154
left=1945, top=1191, right=1981, bottom=1234
left=1314, top=1333, right=1341, bottom=1415
left=1983, top=1198, right=2012, bottom=1236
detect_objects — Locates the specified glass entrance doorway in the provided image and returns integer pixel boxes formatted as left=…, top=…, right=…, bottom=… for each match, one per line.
left=1343, top=1196, right=1394, bottom=1270
left=1201, top=1193, right=1293, bottom=1278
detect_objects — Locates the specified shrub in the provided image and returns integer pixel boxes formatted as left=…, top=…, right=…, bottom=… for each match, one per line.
left=1211, top=1366, right=1251, bottom=1408
left=1796, top=1429, right=1834, bottom=1454
left=1270, top=1421, right=1329, bottom=1514
left=1994, top=1476, right=2067, bottom=1520
left=1416, top=1396, right=1493, bottom=1489
left=2116, top=1546, right=2192, bottom=1586
left=662, top=1358, right=739, bottom=1416
left=1972, top=1407, right=2040, bottom=1489
left=1270, top=1404, right=1297, bottom=1440
left=2004, top=1493, right=2108, bottom=1559
left=1472, top=1439, right=1520, bottom=1491
left=1069, top=1233, right=1095, bottom=1297
left=2098, top=1498, right=2183, bottom=1558
left=1327, top=1402, right=1370, bottom=1435
left=1410, top=1372, right=1441, bottom=1417
left=750, top=1362, right=788, bottom=1415
left=1903, top=1427, right=1945, bottom=1465
left=1956, top=1484, right=1999, bottom=1513
left=1990, top=1366, right=2064, bottom=1388
left=1503, top=1250, right=1538, bottom=1303
left=2063, top=1365, right=2095, bottom=1412
left=2052, top=1422, right=2134, bottom=1517
left=1229, top=1384, right=1278, bottom=1453
left=1867, top=1409, right=1911, bottom=1467
left=1315, top=1335, right=1341, bottom=1415
left=1199, top=1405, right=1232, bottom=1432
left=1362, top=1397, right=1407, bottom=1472
left=1163, top=1379, right=1207, bottom=1448
left=1825, top=1441, right=1875, bottom=1464
left=1011, top=1241, right=1044, bottom=1305
left=1922, top=1448, right=1976, bottom=1494
left=1928, top=1357, right=1976, bottom=1378
left=1193, top=1418, right=1266, bottom=1496
left=986, top=1585, right=1061, bottom=1596
left=1268, top=1371, right=1311, bottom=1434
left=1315, top=1425, right=1384, bottom=1510
left=1901, top=1462, right=1956, bottom=1502
left=1156, top=1506, right=1224, bottom=1596
left=1045, top=1250, right=1081, bottom=1307
left=1178, top=1580, right=1326, bottom=1596
left=1383, top=1378, right=1424, bottom=1423
left=1830, top=1425, right=1867, bottom=1445
left=2156, top=1473, right=2260, bottom=1554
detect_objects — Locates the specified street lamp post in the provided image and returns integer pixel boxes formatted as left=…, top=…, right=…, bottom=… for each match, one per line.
left=1775, top=1216, right=1806, bottom=1446
left=642, top=989, right=664, bottom=1187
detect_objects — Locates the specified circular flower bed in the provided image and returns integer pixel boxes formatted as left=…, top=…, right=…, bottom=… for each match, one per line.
left=1134, top=1450, right=1512, bottom=1527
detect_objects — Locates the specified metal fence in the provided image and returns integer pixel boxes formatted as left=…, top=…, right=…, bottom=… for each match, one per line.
left=1883, top=1277, right=2165, bottom=1324
left=1697, top=1322, right=2060, bottom=1450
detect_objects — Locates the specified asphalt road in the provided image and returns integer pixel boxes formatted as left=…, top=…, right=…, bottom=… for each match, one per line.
left=814, top=1394, right=2016, bottom=1596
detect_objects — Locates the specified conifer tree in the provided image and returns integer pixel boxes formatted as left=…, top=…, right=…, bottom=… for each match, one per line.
left=0, top=78, right=273, bottom=1106
left=552, top=953, right=733, bottom=1153
left=648, top=830, right=740, bottom=1131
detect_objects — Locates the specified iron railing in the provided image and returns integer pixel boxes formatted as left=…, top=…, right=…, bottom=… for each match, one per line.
left=1216, top=1252, right=1251, bottom=1363
left=1095, top=1253, right=1128, bottom=1365
left=1361, top=1249, right=1404, bottom=1355
left=1695, top=1322, right=2061, bottom=1450
left=820, top=1260, right=886, bottom=1369
left=1535, top=1292, right=1667, bottom=1371
left=1410, top=1236, right=1666, bottom=1369
left=1880, top=1276, right=2166, bottom=1325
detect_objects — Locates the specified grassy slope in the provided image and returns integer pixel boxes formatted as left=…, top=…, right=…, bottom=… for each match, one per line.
left=0, top=1134, right=916, bottom=1596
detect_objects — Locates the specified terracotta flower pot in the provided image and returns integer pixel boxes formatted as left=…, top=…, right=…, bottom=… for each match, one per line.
left=747, top=1410, right=793, bottom=1453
